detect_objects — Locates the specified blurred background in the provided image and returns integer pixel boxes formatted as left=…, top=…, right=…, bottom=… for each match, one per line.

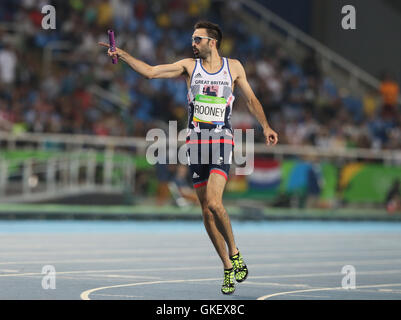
left=0, top=0, right=400, bottom=219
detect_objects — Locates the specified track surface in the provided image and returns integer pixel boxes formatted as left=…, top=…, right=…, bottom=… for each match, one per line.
left=1, top=220, right=401, bottom=300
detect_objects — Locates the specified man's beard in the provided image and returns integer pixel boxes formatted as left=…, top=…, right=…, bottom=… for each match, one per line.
left=193, top=48, right=207, bottom=59
left=194, top=51, right=207, bottom=59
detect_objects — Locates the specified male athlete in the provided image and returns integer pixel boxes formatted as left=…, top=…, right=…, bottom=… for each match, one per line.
left=99, top=21, right=278, bottom=295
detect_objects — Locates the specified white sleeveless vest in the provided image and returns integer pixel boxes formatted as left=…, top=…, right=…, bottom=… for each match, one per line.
left=187, top=57, right=235, bottom=132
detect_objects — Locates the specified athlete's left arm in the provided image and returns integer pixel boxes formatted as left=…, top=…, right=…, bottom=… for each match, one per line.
left=231, top=59, right=278, bottom=146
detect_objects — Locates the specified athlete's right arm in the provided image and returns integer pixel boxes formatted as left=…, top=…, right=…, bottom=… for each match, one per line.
left=98, top=42, right=190, bottom=79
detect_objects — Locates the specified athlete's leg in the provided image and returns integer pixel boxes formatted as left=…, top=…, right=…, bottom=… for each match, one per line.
left=205, top=172, right=238, bottom=258
left=195, top=185, right=232, bottom=269
left=205, top=169, right=248, bottom=283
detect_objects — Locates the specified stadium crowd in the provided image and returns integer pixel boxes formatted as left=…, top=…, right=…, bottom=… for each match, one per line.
left=0, top=0, right=400, bottom=150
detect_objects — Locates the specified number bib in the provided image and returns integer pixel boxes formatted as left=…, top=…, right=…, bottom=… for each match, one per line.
left=193, top=94, right=227, bottom=125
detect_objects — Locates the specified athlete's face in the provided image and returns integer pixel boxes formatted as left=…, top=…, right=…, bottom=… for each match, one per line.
left=192, top=29, right=213, bottom=59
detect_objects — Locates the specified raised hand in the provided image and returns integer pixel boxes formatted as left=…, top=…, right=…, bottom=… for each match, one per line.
left=98, top=42, right=125, bottom=60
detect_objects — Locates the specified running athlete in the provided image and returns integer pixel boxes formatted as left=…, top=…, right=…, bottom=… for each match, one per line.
left=99, top=21, right=278, bottom=295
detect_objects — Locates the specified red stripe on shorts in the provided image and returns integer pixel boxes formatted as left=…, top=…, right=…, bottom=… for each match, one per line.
left=193, top=181, right=208, bottom=188
left=210, top=169, right=228, bottom=180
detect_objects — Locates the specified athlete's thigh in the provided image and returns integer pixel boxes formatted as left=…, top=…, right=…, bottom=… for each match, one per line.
left=206, top=171, right=227, bottom=202
left=207, top=141, right=231, bottom=202
left=195, top=172, right=226, bottom=204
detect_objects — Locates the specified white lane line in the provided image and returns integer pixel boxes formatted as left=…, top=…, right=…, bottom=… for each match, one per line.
left=43, top=274, right=162, bottom=281
left=282, top=294, right=331, bottom=298
left=242, top=281, right=311, bottom=289
left=103, top=275, right=161, bottom=279
left=80, top=278, right=220, bottom=300
left=379, top=289, right=401, bottom=293
left=356, top=289, right=401, bottom=294
left=257, top=283, right=401, bottom=300
left=0, top=247, right=214, bottom=256
left=79, top=270, right=401, bottom=301
left=250, top=269, right=401, bottom=279
left=0, top=269, right=19, bottom=273
left=91, top=294, right=144, bottom=298
left=0, top=267, right=215, bottom=278
left=0, top=255, right=217, bottom=265
left=0, top=268, right=169, bottom=278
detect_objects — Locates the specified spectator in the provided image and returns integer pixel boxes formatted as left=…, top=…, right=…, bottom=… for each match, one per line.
left=379, top=72, right=399, bottom=119
left=96, top=0, right=113, bottom=27
left=363, top=88, right=379, bottom=118
left=136, top=28, right=156, bottom=62
left=0, top=42, right=17, bottom=86
left=302, top=49, right=320, bottom=80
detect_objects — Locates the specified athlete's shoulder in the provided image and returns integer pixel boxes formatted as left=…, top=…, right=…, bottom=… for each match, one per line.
left=226, top=58, right=245, bottom=74
left=226, top=58, right=243, bottom=69
left=226, top=58, right=245, bottom=80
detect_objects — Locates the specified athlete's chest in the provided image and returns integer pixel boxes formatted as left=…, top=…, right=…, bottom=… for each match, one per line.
left=186, top=58, right=237, bottom=91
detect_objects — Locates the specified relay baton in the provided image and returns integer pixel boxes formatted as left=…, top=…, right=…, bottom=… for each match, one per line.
left=108, top=29, right=118, bottom=64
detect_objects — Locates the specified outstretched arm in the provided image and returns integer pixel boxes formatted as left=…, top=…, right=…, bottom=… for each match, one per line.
left=233, top=59, right=278, bottom=146
left=98, top=42, right=190, bottom=79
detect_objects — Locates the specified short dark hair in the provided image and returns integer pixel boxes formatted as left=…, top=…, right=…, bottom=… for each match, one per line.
left=194, top=20, right=222, bottom=49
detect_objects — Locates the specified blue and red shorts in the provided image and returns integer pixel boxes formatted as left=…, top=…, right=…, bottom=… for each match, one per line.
left=186, top=130, right=234, bottom=189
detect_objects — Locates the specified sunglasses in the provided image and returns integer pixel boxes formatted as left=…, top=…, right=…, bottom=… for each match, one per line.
left=191, top=36, right=216, bottom=44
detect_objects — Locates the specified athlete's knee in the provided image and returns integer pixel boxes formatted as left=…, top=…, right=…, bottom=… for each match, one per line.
left=207, top=199, right=224, bottom=214
left=201, top=208, right=214, bottom=222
